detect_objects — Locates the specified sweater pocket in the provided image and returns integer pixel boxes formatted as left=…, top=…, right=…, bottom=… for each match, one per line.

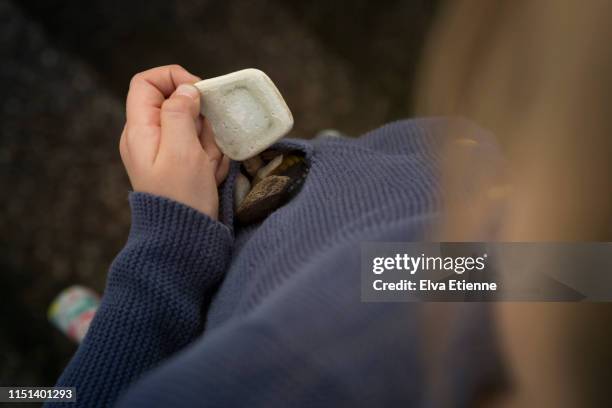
left=217, top=139, right=314, bottom=230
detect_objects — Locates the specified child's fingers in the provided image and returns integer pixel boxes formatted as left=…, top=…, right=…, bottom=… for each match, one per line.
left=119, top=122, right=159, bottom=179
left=195, top=116, right=203, bottom=138
left=199, top=117, right=224, bottom=164
left=119, top=124, right=130, bottom=169
left=199, top=118, right=232, bottom=184
left=121, top=121, right=162, bottom=172
left=126, top=65, right=200, bottom=127
left=158, top=84, right=203, bottom=161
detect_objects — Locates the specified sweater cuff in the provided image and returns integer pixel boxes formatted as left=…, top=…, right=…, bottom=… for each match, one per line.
left=128, top=192, right=231, bottom=244
left=106, top=192, right=233, bottom=297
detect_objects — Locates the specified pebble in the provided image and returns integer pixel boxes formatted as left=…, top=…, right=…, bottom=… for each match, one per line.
left=235, top=149, right=308, bottom=224
left=234, top=172, right=251, bottom=210
left=242, top=155, right=264, bottom=176
left=254, top=154, right=283, bottom=184
left=236, top=175, right=291, bottom=224
left=260, top=149, right=281, bottom=161
left=274, top=155, right=304, bottom=175
left=194, top=69, right=293, bottom=161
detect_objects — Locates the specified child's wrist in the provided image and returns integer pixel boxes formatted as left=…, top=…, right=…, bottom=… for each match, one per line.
left=128, top=192, right=231, bottom=249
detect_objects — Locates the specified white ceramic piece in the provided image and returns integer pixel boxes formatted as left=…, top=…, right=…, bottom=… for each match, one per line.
left=194, top=69, right=293, bottom=161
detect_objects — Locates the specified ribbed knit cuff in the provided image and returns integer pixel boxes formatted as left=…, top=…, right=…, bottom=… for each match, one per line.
left=104, top=192, right=234, bottom=307
left=128, top=192, right=231, bottom=247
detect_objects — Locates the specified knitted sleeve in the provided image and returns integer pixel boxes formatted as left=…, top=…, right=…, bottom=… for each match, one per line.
left=47, top=192, right=233, bottom=408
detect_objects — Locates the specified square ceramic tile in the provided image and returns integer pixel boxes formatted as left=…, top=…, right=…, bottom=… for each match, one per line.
left=194, top=69, right=293, bottom=161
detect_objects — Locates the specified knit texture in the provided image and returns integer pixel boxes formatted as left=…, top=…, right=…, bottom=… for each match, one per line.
left=48, top=118, right=505, bottom=408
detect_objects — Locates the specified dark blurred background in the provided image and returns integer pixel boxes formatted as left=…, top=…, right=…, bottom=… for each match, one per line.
left=0, top=0, right=439, bottom=388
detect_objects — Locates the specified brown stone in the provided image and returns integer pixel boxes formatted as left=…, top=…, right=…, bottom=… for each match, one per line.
left=260, top=149, right=282, bottom=161
left=242, top=155, right=264, bottom=177
left=274, top=155, right=304, bottom=175
left=236, top=175, right=291, bottom=224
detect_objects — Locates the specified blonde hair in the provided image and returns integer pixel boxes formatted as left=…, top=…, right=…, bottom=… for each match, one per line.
left=415, top=1, right=612, bottom=406
left=416, top=0, right=612, bottom=241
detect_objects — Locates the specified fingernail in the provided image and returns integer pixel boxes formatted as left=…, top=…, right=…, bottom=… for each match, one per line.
left=175, top=84, right=200, bottom=100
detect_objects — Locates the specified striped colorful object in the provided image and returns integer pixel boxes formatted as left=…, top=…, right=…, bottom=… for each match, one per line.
left=48, top=285, right=99, bottom=343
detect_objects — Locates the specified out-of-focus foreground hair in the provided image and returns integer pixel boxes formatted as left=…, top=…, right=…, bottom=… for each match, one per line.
left=415, top=0, right=611, bottom=406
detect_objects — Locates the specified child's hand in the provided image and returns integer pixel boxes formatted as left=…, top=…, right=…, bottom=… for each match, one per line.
left=120, top=65, right=230, bottom=219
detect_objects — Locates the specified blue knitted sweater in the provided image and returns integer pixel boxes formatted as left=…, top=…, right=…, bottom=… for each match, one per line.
left=50, top=118, right=505, bottom=407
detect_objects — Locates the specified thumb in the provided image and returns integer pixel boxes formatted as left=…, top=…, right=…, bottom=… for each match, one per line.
left=158, top=84, right=202, bottom=160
